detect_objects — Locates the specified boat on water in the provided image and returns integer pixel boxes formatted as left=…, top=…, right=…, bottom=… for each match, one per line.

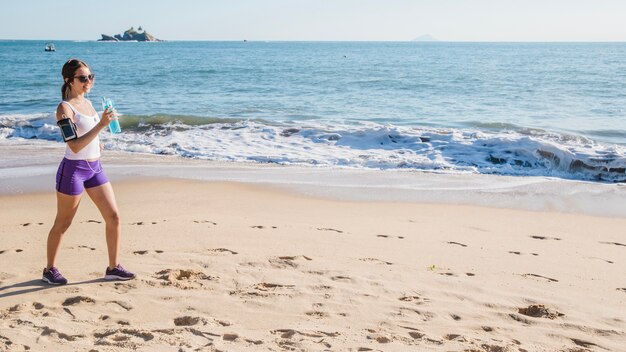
left=44, top=43, right=56, bottom=52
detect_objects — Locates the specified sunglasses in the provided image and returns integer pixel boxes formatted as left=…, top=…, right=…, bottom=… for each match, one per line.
left=74, top=74, right=96, bottom=83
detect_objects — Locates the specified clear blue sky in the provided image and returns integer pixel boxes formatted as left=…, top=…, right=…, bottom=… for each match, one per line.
left=1, top=0, right=625, bottom=41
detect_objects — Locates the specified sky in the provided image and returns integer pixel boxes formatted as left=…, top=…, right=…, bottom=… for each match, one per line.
left=1, top=0, right=625, bottom=41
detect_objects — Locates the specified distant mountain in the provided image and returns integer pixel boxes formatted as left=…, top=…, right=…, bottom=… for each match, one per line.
left=412, top=34, right=439, bottom=42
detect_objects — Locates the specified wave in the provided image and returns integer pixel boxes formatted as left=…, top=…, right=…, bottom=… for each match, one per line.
left=1, top=113, right=624, bottom=182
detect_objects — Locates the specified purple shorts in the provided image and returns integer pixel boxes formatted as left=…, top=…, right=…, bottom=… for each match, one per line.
left=56, top=158, right=110, bottom=195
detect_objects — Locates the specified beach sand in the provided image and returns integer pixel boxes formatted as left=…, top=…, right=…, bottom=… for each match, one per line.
left=1, top=175, right=625, bottom=351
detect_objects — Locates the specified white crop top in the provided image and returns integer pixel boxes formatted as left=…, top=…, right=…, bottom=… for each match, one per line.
left=61, top=100, right=101, bottom=160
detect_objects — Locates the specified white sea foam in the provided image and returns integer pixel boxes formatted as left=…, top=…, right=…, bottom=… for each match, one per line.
left=1, top=113, right=624, bottom=182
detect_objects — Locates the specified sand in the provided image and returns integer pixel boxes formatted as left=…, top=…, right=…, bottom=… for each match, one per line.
left=0, top=176, right=625, bottom=351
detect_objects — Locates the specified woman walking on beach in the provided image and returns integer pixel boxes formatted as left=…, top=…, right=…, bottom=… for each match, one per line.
left=42, top=58, right=135, bottom=285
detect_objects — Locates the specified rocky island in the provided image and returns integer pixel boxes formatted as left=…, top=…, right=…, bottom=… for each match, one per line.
left=99, top=26, right=162, bottom=42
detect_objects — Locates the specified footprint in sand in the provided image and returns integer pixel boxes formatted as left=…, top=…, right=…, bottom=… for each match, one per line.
left=133, top=249, right=163, bottom=255
left=32, top=324, right=86, bottom=341
left=82, top=219, right=102, bottom=224
left=400, top=325, right=426, bottom=340
left=107, top=300, right=133, bottom=311
left=269, top=255, right=312, bottom=268
left=62, top=307, right=76, bottom=319
left=78, top=245, right=96, bottom=251
left=208, top=248, right=238, bottom=255
left=331, top=275, right=353, bottom=282
left=530, top=235, right=561, bottom=241
left=194, top=220, right=218, bottom=225
left=0, top=335, right=15, bottom=349
left=21, top=222, right=44, bottom=227
left=270, top=329, right=339, bottom=341
left=93, top=328, right=154, bottom=346
left=312, top=285, right=333, bottom=291
left=359, top=258, right=393, bottom=265
left=587, top=256, right=614, bottom=264
left=396, top=307, right=435, bottom=321
left=377, top=234, right=405, bottom=240
left=153, top=269, right=217, bottom=289
left=245, top=338, right=264, bottom=345
left=447, top=241, right=467, bottom=247
left=15, top=249, right=23, bottom=253
left=508, top=313, right=533, bottom=325
left=450, top=314, right=462, bottom=321
left=522, top=273, right=558, bottom=282
left=571, top=338, right=599, bottom=349
left=518, top=304, right=563, bottom=319
left=230, top=282, right=296, bottom=297
left=173, top=316, right=201, bottom=326
left=251, top=225, right=278, bottom=229
left=617, top=288, right=626, bottom=293
left=444, top=333, right=465, bottom=340
left=399, top=295, right=429, bottom=304
left=305, top=311, right=330, bottom=318
left=317, top=228, right=343, bottom=233
left=62, top=296, right=96, bottom=306
left=130, top=221, right=161, bottom=226
left=223, top=333, right=239, bottom=341
left=113, top=282, right=138, bottom=293
left=439, top=272, right=457, bottom=277
left=508, top=251, right=522, bottom=255
left=133, top=249, right=165, bottom=255
left=599, top=241, right=626, bottom=247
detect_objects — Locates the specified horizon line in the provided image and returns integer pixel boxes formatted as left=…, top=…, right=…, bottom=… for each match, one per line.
left=2, top=38, right=626, bottom=43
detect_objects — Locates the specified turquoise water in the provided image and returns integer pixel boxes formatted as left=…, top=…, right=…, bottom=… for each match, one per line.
left=1, top=40, right=625, bottom=181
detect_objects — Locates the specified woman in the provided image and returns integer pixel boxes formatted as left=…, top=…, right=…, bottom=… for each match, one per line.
left=43, top=59, right=135, bottom=285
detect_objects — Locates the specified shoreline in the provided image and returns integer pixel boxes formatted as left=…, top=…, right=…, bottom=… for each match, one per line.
left=1, top=141, right=625, bottom=218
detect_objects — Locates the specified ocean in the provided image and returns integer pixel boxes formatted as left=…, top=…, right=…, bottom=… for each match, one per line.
left=0, top=40, right=625, bottom=182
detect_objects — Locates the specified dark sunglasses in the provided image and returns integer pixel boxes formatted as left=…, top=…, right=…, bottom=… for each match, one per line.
left=74, top=74, right=95, bottom=83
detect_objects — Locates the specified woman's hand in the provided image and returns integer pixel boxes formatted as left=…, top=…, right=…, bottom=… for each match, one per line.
left=98, top=107, right=117, bottom=129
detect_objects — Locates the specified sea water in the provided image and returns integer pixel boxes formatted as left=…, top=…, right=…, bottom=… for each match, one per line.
left=0, top=40, right=624, bottom=182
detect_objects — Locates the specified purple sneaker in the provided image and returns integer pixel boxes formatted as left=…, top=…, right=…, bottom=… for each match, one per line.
left=42, top=267, right=68, bottom=285
left=104, top=264, right=136, bottom=281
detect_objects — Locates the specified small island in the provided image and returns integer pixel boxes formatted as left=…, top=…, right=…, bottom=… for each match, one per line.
left=99, top=26, right=162, bottom=42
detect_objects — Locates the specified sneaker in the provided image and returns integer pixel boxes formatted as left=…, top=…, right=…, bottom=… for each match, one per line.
left=42, top=267, right=68, bottom=285
left=104, top=264, right=136, bottom=281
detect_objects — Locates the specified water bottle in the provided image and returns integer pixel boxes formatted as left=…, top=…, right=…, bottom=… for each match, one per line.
left=102, top=97, right=121, bottom=134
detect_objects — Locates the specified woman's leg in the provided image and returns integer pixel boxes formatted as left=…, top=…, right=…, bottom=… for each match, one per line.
left=47, top=192, right=82, bottom=269
left=85, top=182, right=121, bottom=268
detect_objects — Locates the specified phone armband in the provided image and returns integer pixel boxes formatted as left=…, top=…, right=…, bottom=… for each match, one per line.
left=57, top=117, right=78, bottom=142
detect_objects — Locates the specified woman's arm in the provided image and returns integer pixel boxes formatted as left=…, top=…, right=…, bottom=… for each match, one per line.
left=56, top=103, right=116, bottom=154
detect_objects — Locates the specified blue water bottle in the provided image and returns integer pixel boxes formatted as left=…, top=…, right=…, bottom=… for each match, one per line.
left=102, top=97, right=121, bottom=134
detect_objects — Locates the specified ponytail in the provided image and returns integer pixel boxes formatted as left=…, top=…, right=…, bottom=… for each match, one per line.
left=61, top=81, right=71, bottom=100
